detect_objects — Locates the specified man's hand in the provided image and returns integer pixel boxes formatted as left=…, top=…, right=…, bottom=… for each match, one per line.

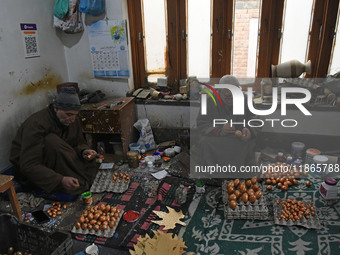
left=220, top=123, right=235, bottom=136
left=241, top=128, right=252, bottom=142
left=82, top=149, right=97, bottom=161
left=61, top=176, right=80, bottom=191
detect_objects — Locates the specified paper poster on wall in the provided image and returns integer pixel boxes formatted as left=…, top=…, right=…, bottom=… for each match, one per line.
left=20, top=23, right=40, bottom=59
left=87, top=20, right=129, bottom=78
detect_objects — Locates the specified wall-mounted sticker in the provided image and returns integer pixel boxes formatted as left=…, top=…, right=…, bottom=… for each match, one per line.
left=20, top=23, right=40, bottom=59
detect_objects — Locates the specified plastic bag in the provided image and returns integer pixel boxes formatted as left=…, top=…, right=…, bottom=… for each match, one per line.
left=54, top=0, right=84, bottom=34
left=79, top=0, right=105, bottom=16
left=133, top=119, right=156, bottom=151
left=54, top=0, right=69, bottom=19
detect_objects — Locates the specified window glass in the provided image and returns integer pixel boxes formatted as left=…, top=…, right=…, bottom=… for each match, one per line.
left=280, top=0, right=314, bottom=64
left=329, top=9, right=340, bottom=75
left=232, top=0, right=261, bottom=79
left=188, top=0, right=211, bottom=79
left=143, top=0, right=167, bottom=83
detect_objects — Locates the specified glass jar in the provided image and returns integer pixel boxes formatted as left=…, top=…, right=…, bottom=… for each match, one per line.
left=127, top=150, right=139, bottom=168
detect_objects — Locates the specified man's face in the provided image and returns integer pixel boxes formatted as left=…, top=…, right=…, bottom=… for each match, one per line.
left=219, top=89, right=233, bottom=107
left=55, top=108, right=79, bottom=126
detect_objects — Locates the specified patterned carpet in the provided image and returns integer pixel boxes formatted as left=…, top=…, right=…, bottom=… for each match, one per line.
left=182, top=175, right=340, bottom=255
left=72, top=175, right=195, bottom=249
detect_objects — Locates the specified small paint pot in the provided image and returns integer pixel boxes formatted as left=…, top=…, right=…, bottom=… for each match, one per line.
left=140, top=159, right=146, bottom=169
left=157, top=148, right=165, bottom=156
left=81, top=192, right=93, bottom=205
left=129, top=143, right=140, bottom=153
left=154, top=159, right=162, bottom=168
left=123, top=210, right=140, bottom=222
left=152, top=152, right=161, bottom=160
left=145, top=155, right=155, bottom=163
left=195, top=185, right=206, bottom=194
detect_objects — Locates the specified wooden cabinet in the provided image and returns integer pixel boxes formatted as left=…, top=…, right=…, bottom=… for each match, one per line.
left=79, top=97, right=136, bottom=158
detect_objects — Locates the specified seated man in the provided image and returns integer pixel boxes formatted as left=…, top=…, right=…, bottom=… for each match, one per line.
left=10, top=87, right=98, bottom=196
left=194, top=75, right=260, bottom=178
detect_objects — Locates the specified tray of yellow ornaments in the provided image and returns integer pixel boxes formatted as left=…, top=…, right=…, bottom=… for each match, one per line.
left=273, top=199, right=321, bottom=229
left=260, top=163, right=309, bottom=192
left=90, top=171, right=131, bottom=193
left=222, top=177, right=269, bottom=220
left=71, top=204, right=124, bottom=238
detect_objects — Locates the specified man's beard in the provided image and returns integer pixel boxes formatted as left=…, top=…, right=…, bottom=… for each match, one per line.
left=57, top=116, right=71, bottom=126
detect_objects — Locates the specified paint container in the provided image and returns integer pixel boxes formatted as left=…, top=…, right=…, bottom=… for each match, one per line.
left=294, top=157, right=302, bottom=168
left=157, top=148, right=165, bottom=156
left=123, top=210, right=140, bottom=222
left=145, top=156, right=155, bottom=163
left=313, top=155, right=329, bottom=177
left=140, top=149, right=146, bottom=158
left=291, top=142, right=305, bottom=159
left=195, top=180, right=205, bottom=194
left=320, top=178, right=338, bottom=200
left=154, top=159, right=162, bottom=168
left=305, top=148, right=321, bottom=165
left=147, top=161, right=154, bottom=171
left=127, top=150, right=139, bottom=168
left=286, top=156, right=293, bottom=165
left=129, top=143, right=140, bottom=153
left=81, top=192, right=93, bottom=205
left=140, top=159, right=146, bottom=169
left=313, top=155, right=329, bottom=165
left=276, top=152, right=284, bottom=163
left=152, top=152, right=161, bottom=160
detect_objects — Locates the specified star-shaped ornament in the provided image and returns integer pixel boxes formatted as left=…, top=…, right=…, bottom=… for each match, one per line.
left=129, top=230, right=190, bottom=255
left=151, top=206, right=186, bottom=230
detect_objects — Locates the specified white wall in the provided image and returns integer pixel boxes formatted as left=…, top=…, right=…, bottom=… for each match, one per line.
left=0, top=0, right=131, bottom=171
left=136, top=104, right=194, bottom=128
left=61, top=0, right=133, bottom=97
left=0, top=0, right=69, bottom=170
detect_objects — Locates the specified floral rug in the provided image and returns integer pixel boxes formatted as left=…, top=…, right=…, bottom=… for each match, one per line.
left=182, top=176, right=340, bottom=255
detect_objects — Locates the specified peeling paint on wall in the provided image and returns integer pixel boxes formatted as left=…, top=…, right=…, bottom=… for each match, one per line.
left=17, top=74, right=62, bottom=96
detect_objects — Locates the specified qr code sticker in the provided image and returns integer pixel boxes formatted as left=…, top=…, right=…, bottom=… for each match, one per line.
left=24, top=36, right=38, bottom=55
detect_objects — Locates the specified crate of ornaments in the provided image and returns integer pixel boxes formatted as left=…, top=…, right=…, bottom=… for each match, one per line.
left=222, top=177, right=269, bottom=220
left=273, top=199, right=321, bottom=229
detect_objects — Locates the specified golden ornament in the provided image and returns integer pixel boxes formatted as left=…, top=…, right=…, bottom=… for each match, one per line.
left=151, top=206, right=186, bottom=230
left=129, top=230, right=190, bottom=255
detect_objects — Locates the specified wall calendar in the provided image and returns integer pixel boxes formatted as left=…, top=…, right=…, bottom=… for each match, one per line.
left=88, top=20, right=129, bottom=78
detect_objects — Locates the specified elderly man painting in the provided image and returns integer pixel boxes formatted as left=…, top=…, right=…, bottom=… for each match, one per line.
left=10, top=87, right=98, bottom=198
left=195, top=75, right=259, bottom=178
